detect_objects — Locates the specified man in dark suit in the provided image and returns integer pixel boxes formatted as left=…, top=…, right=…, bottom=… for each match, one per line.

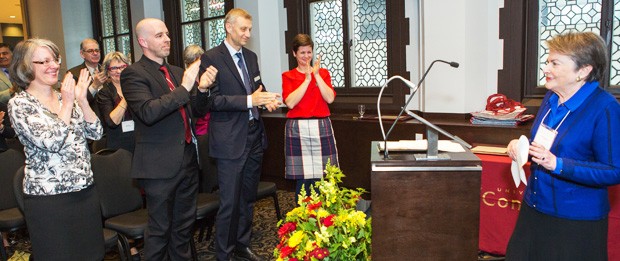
left=67, top=38, right=107, bottom=118
left=199, top=8, right=281, bottom=261
left=0, top=43, right=13, bottom=104
left=121, top=18, right=217, bottom=260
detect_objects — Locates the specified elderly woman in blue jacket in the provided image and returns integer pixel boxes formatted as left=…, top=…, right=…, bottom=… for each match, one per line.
left=506, top=31, right=620, bottom=261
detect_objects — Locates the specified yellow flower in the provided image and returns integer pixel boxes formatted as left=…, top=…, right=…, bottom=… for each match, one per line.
left=286, top=207, right=302, bottom=218
left=304, top=240, right=315, bottom=252
left=314, top=226, right=331, bottom=246
left=352, top=212, right=367, bottom=226
left=288, top=231, right=304, bottom=247
left=274, top=162, right=371, bottom=260
left=317, top=209, right=329, bottom=219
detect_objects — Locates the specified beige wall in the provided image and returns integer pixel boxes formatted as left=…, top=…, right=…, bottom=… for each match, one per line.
left=25, top=0, right=67, bottom=74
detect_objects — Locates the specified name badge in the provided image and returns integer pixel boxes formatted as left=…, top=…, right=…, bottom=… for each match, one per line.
left=254, top=75, right=261, bottom=82
left=121, top=120, right=135, bottom=133
left=533, top=123, right=556, bottom=150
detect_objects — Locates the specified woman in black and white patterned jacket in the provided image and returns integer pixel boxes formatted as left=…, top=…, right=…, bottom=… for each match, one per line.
left=7, top=38, right=104, bottom=261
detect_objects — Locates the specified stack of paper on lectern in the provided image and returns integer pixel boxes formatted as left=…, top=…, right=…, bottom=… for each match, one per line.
left=377, top=140, right=466, bottom=152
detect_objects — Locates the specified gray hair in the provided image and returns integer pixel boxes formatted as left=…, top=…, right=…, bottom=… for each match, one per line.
left=10, top=38, right=60, bottom=91
left=182, top=44, right=204, bottom=68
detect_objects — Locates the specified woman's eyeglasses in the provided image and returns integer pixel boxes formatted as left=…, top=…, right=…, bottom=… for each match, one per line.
left=107, top=65, right=128, bottom=71
left=32, top=58, right=62, bottom=66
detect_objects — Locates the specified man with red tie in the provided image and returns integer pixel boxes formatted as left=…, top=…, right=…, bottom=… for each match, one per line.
left=121, top=18, right=217, bottom=260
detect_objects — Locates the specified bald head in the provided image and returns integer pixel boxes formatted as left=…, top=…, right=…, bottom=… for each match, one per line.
left=135, top=18, right=171, bottom=63
left=80, top=38, right=98, bottom=50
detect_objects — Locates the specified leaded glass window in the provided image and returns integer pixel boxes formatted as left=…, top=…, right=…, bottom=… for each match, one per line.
left=310, top=0, right=345, bottom=87
left=97, top=0, right=132, bottom=60
left=180, top=0, right=227, bottom=51
left=611, top=1, right=620, bottom=85
left=537, top=0, right=602, bottom=86
left=309, top=0, right=387, bottom=88
left=351, top=0, right=387, bottom=87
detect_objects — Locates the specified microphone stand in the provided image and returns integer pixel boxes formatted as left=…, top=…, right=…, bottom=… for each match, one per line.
left=379, top=60, right=460, bottom=159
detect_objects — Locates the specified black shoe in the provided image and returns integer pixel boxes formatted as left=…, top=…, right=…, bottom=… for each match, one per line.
left=233, top=247, right=263, bottom=261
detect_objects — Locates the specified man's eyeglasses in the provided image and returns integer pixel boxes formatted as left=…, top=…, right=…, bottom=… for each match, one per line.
left=107, top=64, right=128, bottom=71
left=32, top=58, right=62, bottom=66
left=83, top=49, right=100, bottom=54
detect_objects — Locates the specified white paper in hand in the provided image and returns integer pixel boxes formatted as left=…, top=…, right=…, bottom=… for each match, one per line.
left=510, top=135, right=530, bottom=188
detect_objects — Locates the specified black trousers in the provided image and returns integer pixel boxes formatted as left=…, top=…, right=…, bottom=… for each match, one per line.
left=140, top=143, right=199, bottom=261
left=215, top=121, right=263, bottom=261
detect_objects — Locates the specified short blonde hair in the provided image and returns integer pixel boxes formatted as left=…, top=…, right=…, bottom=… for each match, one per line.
left=546, top=31, right=608, bottom=82
left=102, top=51, right=130, bottom=76
left=183, top=45, right=204, bottom=68
left=224, top=8, right=252, bottom=34
left=10, top=38, right=60, bottom=91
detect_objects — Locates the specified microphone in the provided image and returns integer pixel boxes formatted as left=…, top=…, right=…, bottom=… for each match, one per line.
left=378, top=59, right=459, bottom=159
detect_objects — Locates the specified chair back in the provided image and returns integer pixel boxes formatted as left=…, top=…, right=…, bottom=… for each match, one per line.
left=13, top=166, right=25, bottom=211
left=0, top=149, right=25, bottom=210
left=91, top=149, right=143, bottom=219
left=91, top=135, right=107, bottom=154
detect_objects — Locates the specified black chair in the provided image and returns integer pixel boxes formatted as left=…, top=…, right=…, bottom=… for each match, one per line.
left=257, top=181, right=282, bottom=221
left=0, top=149, right=25, bottom=261
left=91, top=149, right=144, bottom=261
left=190, top=192, right=219, bottom=260
left=12, top=166, right=126, bottom=260
left=91, top=135, right=107, bottom=154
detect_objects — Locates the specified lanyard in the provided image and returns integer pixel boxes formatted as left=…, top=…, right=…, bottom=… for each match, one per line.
left=539, top=108, right=570, bottom=131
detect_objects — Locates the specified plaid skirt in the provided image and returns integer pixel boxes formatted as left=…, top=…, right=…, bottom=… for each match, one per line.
left=285, top=118, right=338, bottom=180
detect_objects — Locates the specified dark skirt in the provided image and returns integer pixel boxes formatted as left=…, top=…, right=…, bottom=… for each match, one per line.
left=506, top=204, right=607, bottom=261
left=23, top=185, right=104, bottom=261
left=285, top=118, right=338, bottom=180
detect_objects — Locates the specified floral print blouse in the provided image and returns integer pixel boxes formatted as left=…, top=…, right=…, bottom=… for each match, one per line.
left=8, top=90, right=103, bottom=196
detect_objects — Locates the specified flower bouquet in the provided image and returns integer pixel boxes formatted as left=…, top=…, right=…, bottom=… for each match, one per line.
left=274, top=162, right=372, bottom=260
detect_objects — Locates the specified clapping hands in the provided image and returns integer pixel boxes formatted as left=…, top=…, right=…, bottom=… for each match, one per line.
left=251, top=85, right=281, bottom=112
left=62, top=68, right=92, bottom=105
left=92, top=69, right=108, bottom=87
left=183, top=60, right=218, bottom=92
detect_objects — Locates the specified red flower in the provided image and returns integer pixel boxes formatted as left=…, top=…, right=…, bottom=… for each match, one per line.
left=321, top=214, right=336, bottom=227
left=302, top=196, right=312, bottom=203
left=310, top=247, right=330, bottom=259
left=278, top=222, right=297, bottom=238
left=289, top=258, right=299, bottom=261
left=280, top=245, right=295, bottom=258
left=308, top=201, right=322, bottom=211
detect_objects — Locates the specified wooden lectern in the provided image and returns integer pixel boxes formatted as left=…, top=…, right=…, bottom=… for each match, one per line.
left=370, top=141, right=481, bottom=260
